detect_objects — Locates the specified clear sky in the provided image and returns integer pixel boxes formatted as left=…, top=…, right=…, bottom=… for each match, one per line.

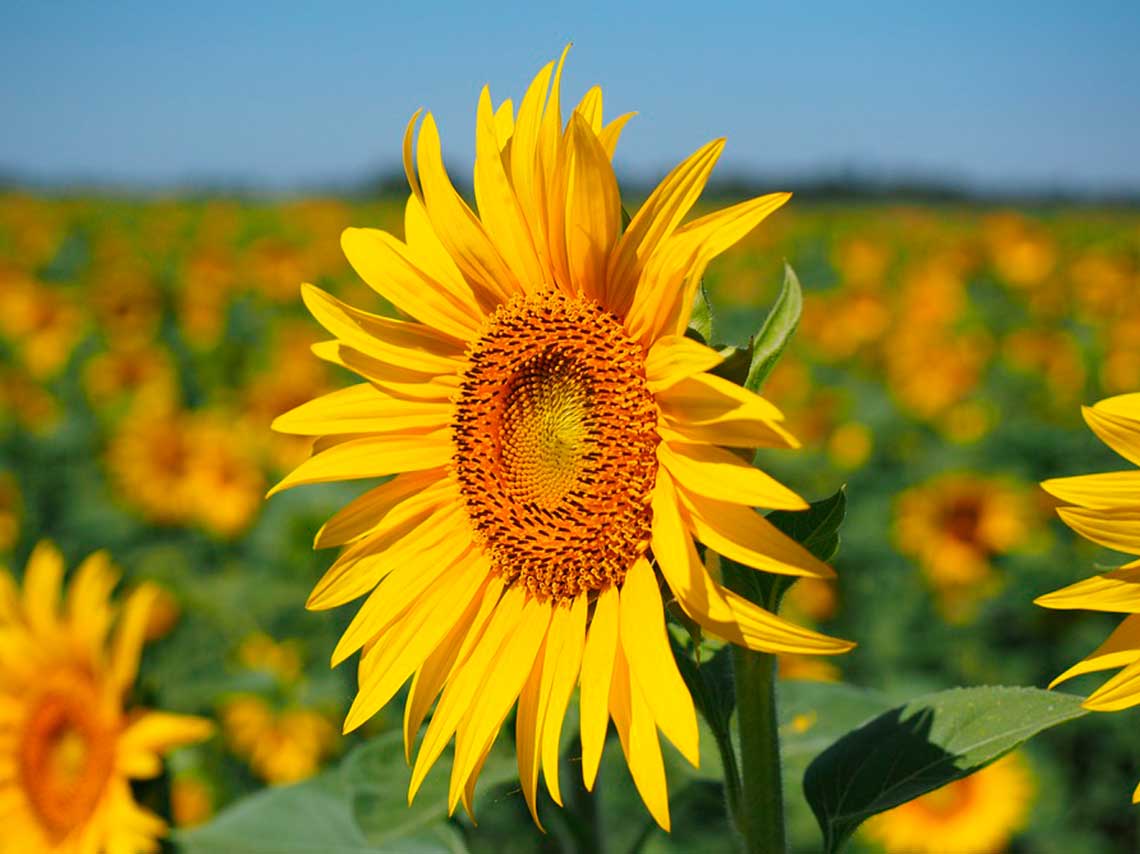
left=2, top=1, right=1138, bottom=193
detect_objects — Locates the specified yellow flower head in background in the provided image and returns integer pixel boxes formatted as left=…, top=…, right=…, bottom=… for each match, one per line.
left=220, top=694, right=337, bottom=786
left=860, top=753, right=1034, bottom=854
left=895, top=472, right=1037, bottom=621
left=1036, top=392, right=1140, bottom=800
left=271, top=47, right=852, bottom=829
left=0, top=542, right=212, bottom=853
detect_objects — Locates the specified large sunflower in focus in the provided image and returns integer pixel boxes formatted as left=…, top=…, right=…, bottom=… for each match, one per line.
left=0, top=542, right=212, bottom=852
left=1036, top=392, right=1140, bottom=800
left=272, top=48, right=852, bottom=828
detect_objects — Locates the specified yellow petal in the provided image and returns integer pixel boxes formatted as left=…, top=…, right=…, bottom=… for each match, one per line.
left=474, top=87, right=545, bottom=293
left=609, top=644, right=671, bottom=831
left=579, top=584, right=618, bottom=790
left=23, top=540, right=64, bottom=634
left=574, top=86, right=603, bottom=132
left=644, top=335, right=726, bottom=393
left=403, top=110, right=424, bottom=201
left=300, top=283, right=466, bottom=373
left=1049, top=614, right=1140, bottom=688
left=538, top=45, right=571, bottom=193
left=341, top=226, right=483, bottom=341
left=409, top=585, right=528, bottom=801
left=1035, top=563, right=1140, bottom=612
left=447, top=597, right=551, bottom=812
left=67, top=550, right=117, bottom=654
left=515, top=634, right=547, bottom=829
left=309, top=493, right=463, bottom=611
left=110, top=584, right=158, bottom=696
left=493, top=99, right=515, bottom=148
left=658, top=417, right=799, bottom=451
left=1042, top=470, right=1140, bottom=510
left=1084, top=656, right=1140, bottom=712
left=403, top=194, right=472, bottom=301
left=564, top=113, right=622, bottom=303
left=607, top=139, right=725, bottom=314
left=1057, top=506, right=1140, bottom=555
left=404, top=576, right=504, bottom=763
left=331, top=531, right=474, bottom=666
left=651, top=474, right=851, bottom=655
left=597, top=112, right=634, bottom=159
left=1084, top=396, right=1140, bottom=467
left=656, top=371, right=788, bottom=426
left=313, top=469, right=449, bottom=551
left=658, top=441, right=808, bottom=510
left=273, top=383, right=452, bottom=437
left=417, top=112, right=519, bottom=305
left=118, top=712, right=213, bottom=778
left=620, top=558, right=699, bottom=766
left=540, top=594, right=587, bottom=806
left=510, top=58, right=556, bottom=261
left=268, top=431, right=453, bottom=497
left=328, top=345, right=460, bottom=401
left=344, top=555, right=488, bottom=733
left=677, top=487, right=835, bottom=579
left=627, top=193, right=791, bottom=344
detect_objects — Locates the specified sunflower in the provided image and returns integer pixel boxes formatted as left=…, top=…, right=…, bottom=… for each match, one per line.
left=0, top=541, right=212, bottom=852
left=860, top=753, right=1034, bottom=854
left=271, top=48, right=852, bottom=828
left=894, top=473, right=1036, bottom=621
left=1035, top=392, right=1140, bottom=800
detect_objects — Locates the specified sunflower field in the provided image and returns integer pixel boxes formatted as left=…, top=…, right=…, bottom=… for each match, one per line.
left=1, top=182, right=1138, bottom=854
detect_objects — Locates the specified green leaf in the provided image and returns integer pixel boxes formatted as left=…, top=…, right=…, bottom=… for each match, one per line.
left=342, top=730, right=516, bottom=846
left=173, top=728, right=511, bottom=854
left=726, top=487, right=847, bottom=612
left=779, top=680, right=893, bottom=765
left=173, top=772, right=380, bottom=854
left=687, top=282, right=714, bottom=344
left=745, top=261, right=803, bottom=392
left=767, top=486, right=847, bottom=564
left=803, top=686, right=1088, bottom=854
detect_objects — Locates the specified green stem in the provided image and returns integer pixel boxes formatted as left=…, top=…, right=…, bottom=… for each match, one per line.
left=731, top=646, right=786, bottom=854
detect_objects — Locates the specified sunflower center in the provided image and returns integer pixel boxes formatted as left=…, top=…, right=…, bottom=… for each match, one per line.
left=453, top=292, right=659, bottom=602
left=19, top=678, right=117, bottom=839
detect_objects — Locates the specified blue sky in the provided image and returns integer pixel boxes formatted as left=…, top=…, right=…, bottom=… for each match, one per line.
left=2, top=2, right=1138, bottom=192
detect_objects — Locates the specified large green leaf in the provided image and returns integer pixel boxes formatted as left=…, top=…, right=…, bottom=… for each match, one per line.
left=173, top=772, right=379, bottom=854
left=779, top=680, right=892, bottom=765
left=744, top=261, right=803, bottom=391
left=342, top=730, right=516, bottom=846
left=174, top=727, right=515, bottom=854
left=803, top=686, right=1088, bottom=853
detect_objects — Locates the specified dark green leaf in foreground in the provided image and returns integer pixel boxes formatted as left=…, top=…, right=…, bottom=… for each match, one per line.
left=728, top=487, right=847, bottom=612
left=768, top=486, right=847, bottom=564
left=803, top=686, right=1088, bottom=854
left=744, top=261, right=803, bottom=392
left=173, top=728, right=521, bottom=853
left=342, top=730, right=515, bottom=846
left=687, top=281, right=714, bottom=344
left=173, top=772, right=379, bottom=854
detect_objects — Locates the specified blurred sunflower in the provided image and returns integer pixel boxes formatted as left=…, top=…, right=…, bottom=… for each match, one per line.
left=220, top=694, right=337, bottom=785
left=0, top=542, right=212, bottom=852
left=271, top=48, right=852, bottom=828
left=1036, top=392, right=1140, bottom=800
left=108, top=406, right=264, bottom=537
left=894, top=473, right=1037, bottom=621
left=860, top=753, right=1034, bottom=854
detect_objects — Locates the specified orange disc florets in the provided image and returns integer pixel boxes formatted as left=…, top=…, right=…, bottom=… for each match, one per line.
left=19, top=675, right=117, bottom=839
left=453, top=292, right=659, bottom=602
